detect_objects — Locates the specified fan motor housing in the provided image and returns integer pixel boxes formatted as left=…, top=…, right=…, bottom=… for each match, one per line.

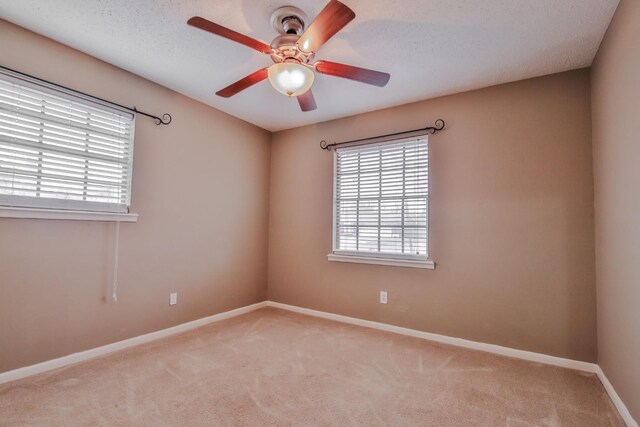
left=270, top=6, right=308, bottom=35
left=270, top=7, right=314, bottom=65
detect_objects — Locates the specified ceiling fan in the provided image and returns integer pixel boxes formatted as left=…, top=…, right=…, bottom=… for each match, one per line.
left=187, top=0, right=390, bottom=112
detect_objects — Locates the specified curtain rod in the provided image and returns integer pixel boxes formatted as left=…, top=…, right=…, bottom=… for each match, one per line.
left=320, top=119, right=445, bottom=151
left=0, top=65, right=172, bottom=125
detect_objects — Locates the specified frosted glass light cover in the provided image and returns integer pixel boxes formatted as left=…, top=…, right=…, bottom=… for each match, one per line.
left=268, top=62, right=315, bottom=97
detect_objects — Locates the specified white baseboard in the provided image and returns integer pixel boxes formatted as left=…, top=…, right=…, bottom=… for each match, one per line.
left=266, top=301, right=597, bottom=372
left=0, top=301, right=267, bottom=385
left=1, top=299, right=635, bottom=427
left=268, top=301, right=640, bottom=426
left=595, top=366, right=638, bottom=427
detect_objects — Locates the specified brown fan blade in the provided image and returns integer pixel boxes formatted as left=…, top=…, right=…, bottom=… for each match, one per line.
left=297, top=90, right=317, bottom=112
left=188, top=16, right=272, bottom=54
left=216, top=68, right=269, bottom=98
left=296, top=1, right=355, bottom=53
left=315, top=61, right=390, bottom=87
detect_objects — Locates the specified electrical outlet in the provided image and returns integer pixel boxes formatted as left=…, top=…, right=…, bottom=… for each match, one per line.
left=380, top=291, right=388, bottom=304
left=169, top=292, right=177, bottom=306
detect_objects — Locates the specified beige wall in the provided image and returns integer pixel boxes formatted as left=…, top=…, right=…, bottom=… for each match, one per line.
left=268, top=69, right=597, bottom=362
left=591, top=0, right=640, bottom=420
left=0, top=17, right=606, bottom=377
left=0, top=20, right=271, bottom=373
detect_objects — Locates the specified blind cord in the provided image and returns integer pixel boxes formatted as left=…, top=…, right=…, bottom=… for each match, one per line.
left=112, top=217, right=120, bottom=302
left=112, top=114, right=124, bottom=303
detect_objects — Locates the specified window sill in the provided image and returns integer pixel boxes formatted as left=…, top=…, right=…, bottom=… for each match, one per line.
left=327, top=253, right=435, bottom=269
left=0, top=207, right=138, bottom=222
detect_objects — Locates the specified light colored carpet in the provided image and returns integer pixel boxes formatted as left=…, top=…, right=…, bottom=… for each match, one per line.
left=0, top=307, right=623, bottom=426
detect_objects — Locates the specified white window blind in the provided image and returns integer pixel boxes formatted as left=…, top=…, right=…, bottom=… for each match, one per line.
left=0, top=72, right=135, bottom=213
left=333, top=136, right=429, bottom=260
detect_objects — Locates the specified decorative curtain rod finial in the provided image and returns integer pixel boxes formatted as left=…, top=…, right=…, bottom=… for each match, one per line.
left=157, top=113, right=172, bottom=125
left=132, top=107, right=172, bottom=126
left=431, top=118, right=445, bottom=133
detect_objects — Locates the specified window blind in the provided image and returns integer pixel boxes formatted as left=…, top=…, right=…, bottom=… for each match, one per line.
left=0, top=73, right=135, bottom=213
left=333, top=136, right=429, bottom=259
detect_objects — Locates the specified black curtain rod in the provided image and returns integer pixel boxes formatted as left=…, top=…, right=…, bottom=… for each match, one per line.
left=0, top=65, right=172, bottom=125
left=320, top=119, right=445, bottom=151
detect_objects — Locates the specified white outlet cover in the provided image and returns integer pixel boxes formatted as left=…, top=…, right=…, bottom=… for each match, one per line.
left=169, top=293, right=177, bottom=306
left=380, top=291, right=388, bottom=304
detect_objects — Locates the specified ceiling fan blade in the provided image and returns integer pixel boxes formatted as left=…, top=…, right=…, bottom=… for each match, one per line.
left=216, top=68, right=269, bottom=98
left=188, top=16, right=272, bottom=54
left=315, top=61, right=390, bottom=87
left=297, top=90, right=317, bottom=112
left=296, top=1, right=355, bottom=53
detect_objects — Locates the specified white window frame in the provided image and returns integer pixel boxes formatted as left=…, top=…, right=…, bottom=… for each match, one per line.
left=0, top=69, right=138, bottom=222
left=328, top=135, right=434, bottom=269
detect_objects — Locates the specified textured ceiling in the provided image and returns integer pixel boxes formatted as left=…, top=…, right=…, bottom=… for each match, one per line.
left=0, top=0, right=619, bottom=131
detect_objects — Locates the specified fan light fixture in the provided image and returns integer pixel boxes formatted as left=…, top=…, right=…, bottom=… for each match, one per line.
left=187, top=1, right=391, bottom=112
left=268, top=62, right=315, bottom=97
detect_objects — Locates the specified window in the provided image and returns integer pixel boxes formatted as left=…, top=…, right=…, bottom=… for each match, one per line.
left=0, top=71, right=135, bottom=215
left=330, top=135, right=433, bottom=268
